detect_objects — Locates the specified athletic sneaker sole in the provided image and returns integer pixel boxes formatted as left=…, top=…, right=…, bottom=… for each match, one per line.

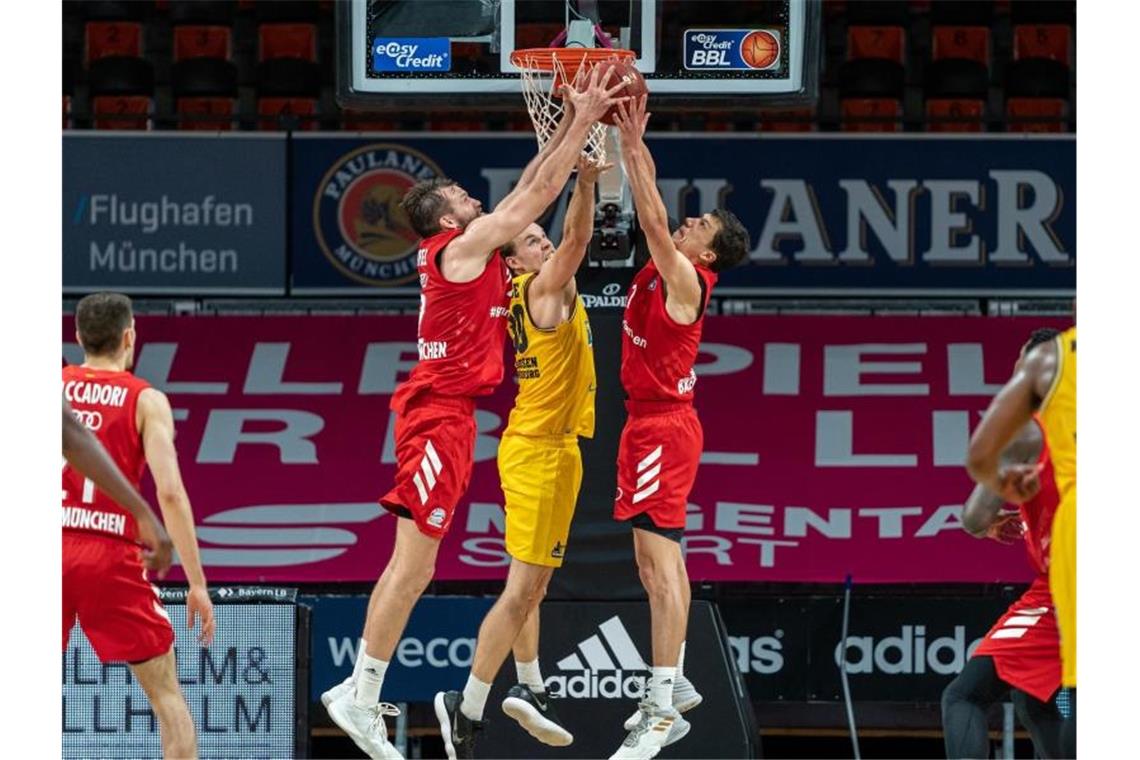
left=321, top=681, right=351, bottom=709
left=433, top=692, right=459, bottom=760
left=501, top=696, right=574, bottom=747
left=661, top=717, right=691, bottom=748
left=673, top=692, right=703, bottom=714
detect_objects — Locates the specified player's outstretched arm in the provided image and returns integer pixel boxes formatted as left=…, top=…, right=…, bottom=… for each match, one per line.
left=961, top=421, right=1043, bottom=538
left=63, top=397, right=173, bottom=576
left=613, top=96, right=703, bottom=320
left=500, top=98, right=578, bottom=208
left=966, top=342, right=1057, bottom=503
left=531, top=156, right=612, bottom=299
left=448, top=66, right=628, bottom=264
left=138, top=388, right=216, bottom=645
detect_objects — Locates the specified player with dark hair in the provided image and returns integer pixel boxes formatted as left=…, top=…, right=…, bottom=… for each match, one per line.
left=321, top=69, right=631, bottom=760
left=967, top=323, right=1077, bottom=758
left=943, top=328, right=1065, bottom=759
left=63, top=292, right=214, bottom=760
left=63, top=397, right=172, bottom=575
left=433, top=155, right=610, bottom=759
left=608, top=96, right=751, bottom=759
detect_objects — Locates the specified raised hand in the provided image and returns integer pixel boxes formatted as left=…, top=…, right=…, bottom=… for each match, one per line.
left=562, top=61, right=631, bottom=125
left=612, top=94, right=651, bottom=146
left=576, top=155, right=614, bottom=185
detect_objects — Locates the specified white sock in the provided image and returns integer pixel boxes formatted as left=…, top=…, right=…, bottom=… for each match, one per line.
left=354, top=654, right=389, bottom=708
left=461, top=675, right=492, bottom=722
left=351, top=640, right=366, bottom=683
left=516, top=658, right=545, bottom=693
left=677, top=641, right=687, bottom=678
left=649, top=666, right=676, bottom=711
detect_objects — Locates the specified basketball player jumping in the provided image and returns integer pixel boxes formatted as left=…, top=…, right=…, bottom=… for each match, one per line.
left=943, top=328, right=1066, bottom=759
left=63, top=396, right=172, bottom=575
left=609, top=96, right=751, bottom=759
left=432, top=154, right=609, bottom=759
left=63, top=293, right=215, bottom=760
left=322, top=68, right=631, bottom=760
left=966, top=324, right=1077, bottom=758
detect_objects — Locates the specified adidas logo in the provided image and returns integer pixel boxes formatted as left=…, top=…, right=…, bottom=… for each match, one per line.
left=546, top=616, right=649, bottom=700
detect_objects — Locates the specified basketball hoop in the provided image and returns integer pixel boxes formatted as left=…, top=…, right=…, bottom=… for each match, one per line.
left=510, top=47, right=635, bottom=164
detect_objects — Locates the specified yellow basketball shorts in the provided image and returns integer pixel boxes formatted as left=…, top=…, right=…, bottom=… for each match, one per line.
left=497, top=432, right=582, bottom=568
left=1049, top=494, right=1076, bottom=687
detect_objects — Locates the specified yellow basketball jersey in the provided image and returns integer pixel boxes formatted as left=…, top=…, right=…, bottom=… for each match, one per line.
left=504, top=272, right=596, bottom=438
left=1039, top=326, right=1076, bottom=504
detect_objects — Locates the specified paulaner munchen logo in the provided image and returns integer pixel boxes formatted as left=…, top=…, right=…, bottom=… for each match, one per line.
left=314, top=143, right=445, bottom=286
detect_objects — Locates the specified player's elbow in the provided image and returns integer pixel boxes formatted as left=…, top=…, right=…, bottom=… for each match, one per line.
left=155, top=485, right=189, bottom=511
left=964, top=445, right=989, bottom=483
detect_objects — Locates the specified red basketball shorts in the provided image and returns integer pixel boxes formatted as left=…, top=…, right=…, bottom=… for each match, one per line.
left=613, top=401, right=703, bottom=530
left=380, top=393, right=477, bottom=539
left=62, top=532, right=175, bottom=664
left=972, top=577, right=1062, bottom=702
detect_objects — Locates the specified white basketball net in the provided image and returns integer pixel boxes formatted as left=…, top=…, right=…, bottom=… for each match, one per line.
left=516, top=51, right=613, bottom=164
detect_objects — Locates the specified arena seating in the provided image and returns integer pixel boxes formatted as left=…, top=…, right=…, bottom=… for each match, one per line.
left=61, top=0, right=1074, bottom=133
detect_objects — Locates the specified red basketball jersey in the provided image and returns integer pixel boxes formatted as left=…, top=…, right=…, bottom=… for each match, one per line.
left=1019, top=416, right=1060, bottom=578
left=62, top=365, right=151, bottom=544
left=391, top=227, right=511, bottom=413
left=621, top=260, right=718, bottom=403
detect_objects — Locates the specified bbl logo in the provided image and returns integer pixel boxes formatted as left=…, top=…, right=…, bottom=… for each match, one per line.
left=314, top=144, right=445, bottom=286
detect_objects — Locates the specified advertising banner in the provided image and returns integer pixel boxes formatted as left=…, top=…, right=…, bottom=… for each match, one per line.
left=63, top=134, right=287, bottom=295
left=720, top=594, right=1018, bottom=703
left=305, top=595, right=492, bottom=704
left=290, top=134, right=1074, bottom=295
left=62, top=590, right=298, bottom=759
left=62, top=313, right=1070, bottom=584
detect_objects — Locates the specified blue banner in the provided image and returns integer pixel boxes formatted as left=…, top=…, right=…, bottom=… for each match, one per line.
left=63, top=134, right=287, bottom=295
left=291, top=134, right=1074, bottom=295
left=304, top=595, right=493, bottom=703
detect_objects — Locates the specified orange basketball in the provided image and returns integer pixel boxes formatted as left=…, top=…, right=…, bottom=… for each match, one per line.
left=574, top=58, right=648, bottom=126
left=740, top=31, right=780, bottom=69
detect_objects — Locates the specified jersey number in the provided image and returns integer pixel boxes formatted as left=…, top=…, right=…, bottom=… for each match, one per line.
left=62, top=460, right=96, bottom=504
left=507, top=304, right=528, bottom=354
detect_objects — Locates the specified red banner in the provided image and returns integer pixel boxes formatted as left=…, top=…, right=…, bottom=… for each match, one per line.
left=62, top=314, right=1070, bottom=584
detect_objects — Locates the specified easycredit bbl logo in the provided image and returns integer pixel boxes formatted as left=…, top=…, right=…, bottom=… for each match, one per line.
left=314, top=144, right=444, bottom=286
left=547, top=616, right=649, bottom=699
left=372, top=37, right=451, bottom=72
left=684, top=29, right=781, bottom=70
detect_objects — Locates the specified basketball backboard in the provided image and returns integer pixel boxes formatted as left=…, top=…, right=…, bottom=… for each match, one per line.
left=337, top=0, right=821, bottom=108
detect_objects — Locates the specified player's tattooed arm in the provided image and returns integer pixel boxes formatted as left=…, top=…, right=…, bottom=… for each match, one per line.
left=966, top=342, right=1056, bottom=504
left=961, top=421, right=1043, bottom=537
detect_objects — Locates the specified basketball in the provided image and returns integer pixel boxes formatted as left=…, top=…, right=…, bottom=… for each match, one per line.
left=579, top=58, right=648, bottom=126
left=740, top=30, right=780, bottom=69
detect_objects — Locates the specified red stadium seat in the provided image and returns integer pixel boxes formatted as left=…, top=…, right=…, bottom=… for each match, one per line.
left=341, top=109, right=398, bottom=131
left=1013, top=24, right=1072, bottom=67
left=173, top=25, right=233, bottom=61
left=846, top=26, right=905, bottom=63
left=176, top=97, right=235, bottom=131
left=92, top=95, right=151, bottom=130
left=759, top=108, right=815, bottom=132
left=258, top=22, right=317, bottom=61
left=258, top=97, right=318, bottom=131
left=932, top=26, right=990, bottom=66
left=841, top=98, right=901, bottom=132
left=925, top=98, right=984, bottom=132
left=1006, top=98, right=1066, bottom=133
left=84, top=21, right=142, bottom=65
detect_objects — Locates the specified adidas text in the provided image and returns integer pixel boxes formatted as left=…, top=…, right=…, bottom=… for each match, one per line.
left=544, top=671, right=647, bottom=700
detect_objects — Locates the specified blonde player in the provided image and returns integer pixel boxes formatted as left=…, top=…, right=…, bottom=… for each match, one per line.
left=433, top=155, right=608, bottom=760
left=966, top=325, right=1076, bottom=757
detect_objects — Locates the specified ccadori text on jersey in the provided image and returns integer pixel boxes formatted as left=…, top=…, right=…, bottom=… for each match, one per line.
left=63, top=380, right=128, bottom=408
